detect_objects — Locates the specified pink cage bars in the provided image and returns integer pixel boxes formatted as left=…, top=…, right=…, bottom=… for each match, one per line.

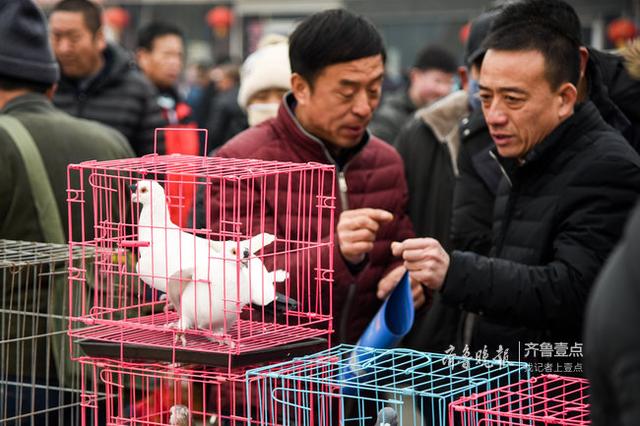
left=78, top=358, right=262, bottom=426
left=449, top=374, right=590, bottom=425
left=66, top=154, right=336, bottom=366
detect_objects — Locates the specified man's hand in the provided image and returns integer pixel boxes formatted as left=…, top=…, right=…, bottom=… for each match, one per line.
left=337, top=208, right=393, bottom=264
left=391, top=238, right=450, bottom=291
left=376, top=265, right=426, bottom=309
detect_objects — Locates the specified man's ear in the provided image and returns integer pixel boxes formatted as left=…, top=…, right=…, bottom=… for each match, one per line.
left=457, top=66, right=469, bottom=91
left=291, top=73, right=311, bottom=106
left=408, top=68, right=421, bottom=86
left=94, top=27, right=107, bottom=53
left=579, top=47, right=589, bottom=78
left=136, top=49, right=149, bottom=71
left=557, top=82, right=578, bottom=119
left=45, top=84, right=58, bottom=100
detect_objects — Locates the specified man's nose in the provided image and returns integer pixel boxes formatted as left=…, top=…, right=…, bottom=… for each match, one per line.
left=484, top=101, right=508, bottom=126
left=351, top=91, right=373, bottom=118
left=56, top=38, right=73, bottom=54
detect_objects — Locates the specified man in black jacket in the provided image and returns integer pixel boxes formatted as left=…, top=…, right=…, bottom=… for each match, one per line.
left=49, top=0, right=165, bottom=156
left=451, top=0, right=640, bottom=258
left=393, top=8, right=500, bottom=353
left=137, top=22, right=193, bottom=127
left=585, top=202, right=640, bottom=425
left=392, top=19, right=640, bottom=367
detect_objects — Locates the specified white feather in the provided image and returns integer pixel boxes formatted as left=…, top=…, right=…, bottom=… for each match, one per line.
left=175, top=233, right=281, bottom=337
left=169, top=404, right=190, bottom=426
left=133, top=180, right=221, bottom=294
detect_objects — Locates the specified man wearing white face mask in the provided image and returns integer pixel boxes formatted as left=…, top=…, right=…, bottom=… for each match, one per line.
left=237, top=35, right=291, bottom=127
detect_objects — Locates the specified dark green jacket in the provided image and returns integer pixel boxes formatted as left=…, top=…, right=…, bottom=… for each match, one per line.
left=0, top=92, right=134, bottom=242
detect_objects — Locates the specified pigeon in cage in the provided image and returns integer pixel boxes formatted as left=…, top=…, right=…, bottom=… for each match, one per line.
left=165, top=233, right=288, bottom=346
left=374, top=407, right=398, bottom=426
left=131, top=180, right=285, bottom=304
left=169, top=404, right=190, bottom=426
left=131, top=179, right=223, bottom=296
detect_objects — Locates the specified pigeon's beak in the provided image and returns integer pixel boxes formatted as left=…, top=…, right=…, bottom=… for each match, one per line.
left=240, top=248, right=250, bottom=267
left=129, top=183, right=138, bottom=203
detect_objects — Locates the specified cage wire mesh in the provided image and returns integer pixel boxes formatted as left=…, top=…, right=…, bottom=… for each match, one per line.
left=0, top=239, right=98, bottom=425
left=448, top=374, right=590, bottom=425
left=245, top=344, right=531, bottom=426
left=78, top=357, right=264, bottom=426
left=66, top=155, right=336, bottom=366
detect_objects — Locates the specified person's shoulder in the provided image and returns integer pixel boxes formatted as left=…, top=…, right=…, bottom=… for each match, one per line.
left=119, top=67, right=158, bottom=96
left=105, top=46, right=158, bottom=98
left=55, top=110, right=134, bottom=156
left=566, top=125, right=640, bottom=188
left=583, top=122, right=640, bottom=162
left=364, top=134, right=405, bottom=166
left=392, top=114, right=437, bottom=152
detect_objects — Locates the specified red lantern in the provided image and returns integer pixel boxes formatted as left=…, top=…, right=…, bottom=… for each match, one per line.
left=104, top=7, right=130, bottom=30
left=206, top=6, right=234, bottom=38
left=459, top=22, right=471, bottom=45
left=607, top=18, right=637, bottom=48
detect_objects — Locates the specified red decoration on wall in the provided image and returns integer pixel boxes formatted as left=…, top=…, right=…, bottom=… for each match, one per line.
left=459, top=22, right=471, bottom=45
left=607, top=18, right=637, bottom=48
left=103, top=7, right=130, bottom=30
left=206, top=6, right=235, bottom=38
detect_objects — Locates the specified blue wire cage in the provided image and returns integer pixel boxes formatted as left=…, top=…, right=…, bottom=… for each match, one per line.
left=245, top=344, right=530, bottom=425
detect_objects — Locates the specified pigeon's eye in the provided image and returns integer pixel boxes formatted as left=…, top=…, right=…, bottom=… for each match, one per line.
left=140, top=187, right=148, bottom=194
left=230, top=248, right=236, bottom=256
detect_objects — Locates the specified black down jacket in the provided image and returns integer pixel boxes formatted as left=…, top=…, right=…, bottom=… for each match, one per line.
left=53, top=44, right=166, bottom=156
left=441, top=102, right=640, bottom=358
left=451, top=48, right=640, bottom=256
left=585, top=201, right=640, bottom=426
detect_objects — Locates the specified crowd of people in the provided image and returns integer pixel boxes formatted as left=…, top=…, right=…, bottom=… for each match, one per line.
left=1, top=0, right=640, bottom=424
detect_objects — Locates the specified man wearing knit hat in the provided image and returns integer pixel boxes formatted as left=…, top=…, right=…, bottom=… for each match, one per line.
left=0, top=0, right=133, bottom=420
left=0, top=0, right=133, bottom=242
left=237, top=35, right=291, bottom=127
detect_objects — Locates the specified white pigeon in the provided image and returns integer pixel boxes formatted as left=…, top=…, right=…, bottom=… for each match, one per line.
left=169, top=404, right=190, bottom=426
left=131, top=179, right=222, bottom=295
left=244, top=247, right=288, bottom=306
left=374, top=407, right=398, bottom=426
left=165, top=233, right=281, bottom=345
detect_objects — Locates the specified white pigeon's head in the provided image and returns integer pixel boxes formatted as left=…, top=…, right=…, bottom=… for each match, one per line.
left=130, top=180, right=166, bottom=205
left=169, top=404, right=190, bottom=425
left=216, top=240, right=252, bottom=267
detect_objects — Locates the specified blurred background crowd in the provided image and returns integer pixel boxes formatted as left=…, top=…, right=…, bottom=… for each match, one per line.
left=34, top=0, right=640, bottom=156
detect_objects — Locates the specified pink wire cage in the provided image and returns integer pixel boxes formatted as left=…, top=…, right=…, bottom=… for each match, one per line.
left=66, top=151, right=336, bottom=367
left=78, top=357, right=263, bottom=426
left=448, top=374, right=591, bottom=425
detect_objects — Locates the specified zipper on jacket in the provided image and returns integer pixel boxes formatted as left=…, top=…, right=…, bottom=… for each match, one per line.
left=489, top=150, right=512, bottom=188
left=338, top=171, right=349, bottom=210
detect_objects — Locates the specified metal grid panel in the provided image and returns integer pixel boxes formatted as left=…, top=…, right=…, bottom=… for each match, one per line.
left=77, top=154, right=331, bottom=180
left=246, top=344, right=530, bottom=425
left=449, top=374, right=590, bottom=425
left=0, top=240, right=96, bottom=425
left=67, top=155, right=335, bottom=365
left=79, top=358, right=255, bottom=426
